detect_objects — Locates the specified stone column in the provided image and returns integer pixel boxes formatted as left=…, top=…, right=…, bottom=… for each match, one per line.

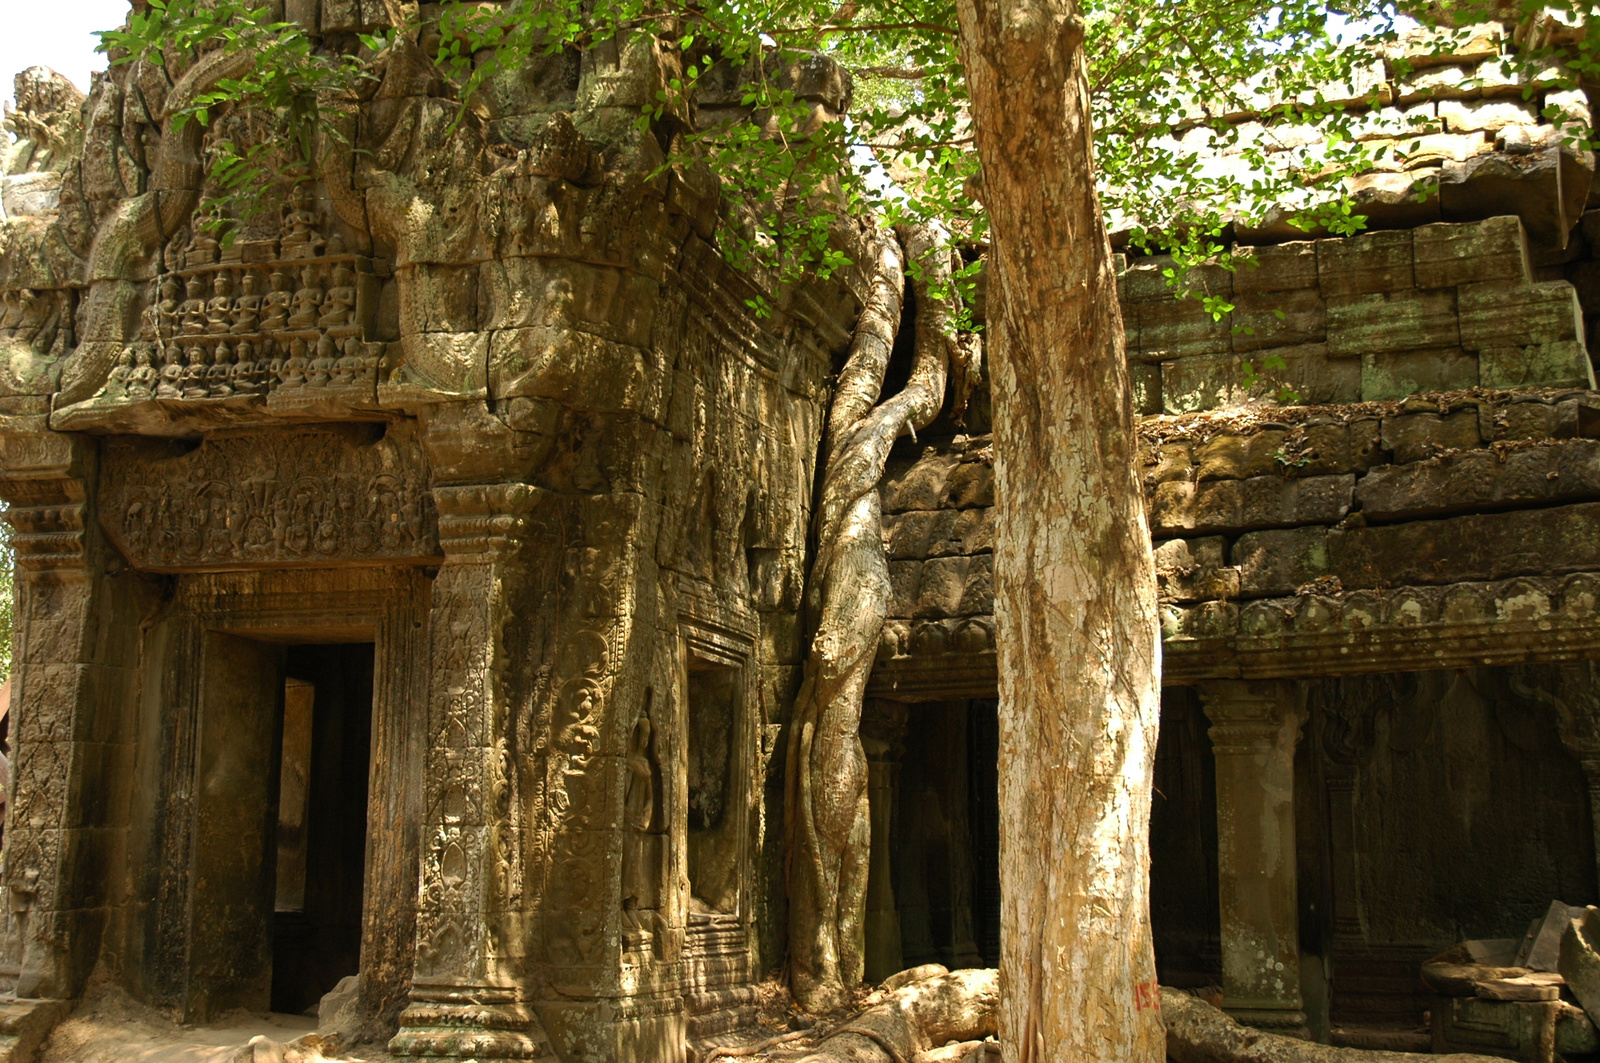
left=861, top=736, right=902, bottom=984
left=0, top=428, right=100, bottom=1000
left=1199, top=680, right=1308, bottom=1037
left=390, top=481, right=552, bottom=1060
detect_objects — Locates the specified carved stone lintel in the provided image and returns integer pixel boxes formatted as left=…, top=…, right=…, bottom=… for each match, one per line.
left=1199, top=680, right=1309, bottom=1038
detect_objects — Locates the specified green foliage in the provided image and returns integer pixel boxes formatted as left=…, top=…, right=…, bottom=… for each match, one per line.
left=92, top=0, right=1600, bottom=356
left=97, top=0, right=390, bottom=239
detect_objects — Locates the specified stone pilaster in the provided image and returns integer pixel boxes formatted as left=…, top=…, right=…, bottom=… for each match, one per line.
left=1199, top=680, right=1309, bottom=1037
left=0, top=425, right=98, bottom=1000
left=390, top=482, right=553, bottom=1061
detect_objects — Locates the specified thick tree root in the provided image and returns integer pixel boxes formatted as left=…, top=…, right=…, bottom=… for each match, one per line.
left=794, top=969, right=999, bottom=1063
left=1161, top=988, right=1504, bottom=1063
left=786, top=224, right=957, bottom=1011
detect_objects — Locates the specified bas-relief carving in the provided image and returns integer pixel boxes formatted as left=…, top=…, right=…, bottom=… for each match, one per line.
left=58, top=193, right=386, bottom=427
left=98, top=426, right=439, bottom=571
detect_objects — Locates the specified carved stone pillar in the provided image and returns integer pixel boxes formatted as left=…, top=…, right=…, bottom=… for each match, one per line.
left=0, top=426, right=98, bottom=1000
left=390, top=481, right=552, bottom=1060
left=861, top=698, right=907, bottom=984
left=1200, top=680, right=1309, bottom=1037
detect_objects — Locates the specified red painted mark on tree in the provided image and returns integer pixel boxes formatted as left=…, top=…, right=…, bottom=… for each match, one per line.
left=1135, top=980, right=1161, bottom=1011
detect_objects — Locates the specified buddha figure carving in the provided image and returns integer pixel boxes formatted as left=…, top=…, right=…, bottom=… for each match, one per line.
left=230, top=272, right=263, bottom=335
left=280, top=338, right=309, bottom=389
left=263, top=339, right=285, bottom=385
left=107, top=348, right=134, bottom=397
left=127, top=346, right=158, bottom=400
left=231, top=340, right=258, bottom=395
left=318, top=264, right=356, bottom=329
left=206, top=273, right=236, bottom=335
left=334, top=337, right=361, bottom=387
left=155, top=277, right=182, bottom=339
left=308, top=333, right=337, bottom=388
left=182, top=344, right=210, bottom=399
left=208, top=341, right=235, bottom=398
left=179, top=277, right=208, bottom=335
left=156, top=347, right=184, bottom=399
left=261, top=271, right=293, bottom=331
left=281, top=185, right=326, bottom=259
left=288, top=267, right=324, bottom=329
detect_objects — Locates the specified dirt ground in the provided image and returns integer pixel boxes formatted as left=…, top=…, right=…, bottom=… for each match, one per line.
left=37, top=981, right=392, bottom=1063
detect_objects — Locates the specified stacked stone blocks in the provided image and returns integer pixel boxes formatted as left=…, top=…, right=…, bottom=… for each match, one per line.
left=1121, top=216, right=1594, bottom=415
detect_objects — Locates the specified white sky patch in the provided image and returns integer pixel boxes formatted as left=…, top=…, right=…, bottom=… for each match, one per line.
left=1, top=0, right=128, bottom=112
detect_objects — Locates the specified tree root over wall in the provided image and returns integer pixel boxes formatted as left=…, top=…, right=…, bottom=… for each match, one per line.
left=785, top=223, right=957, bottom=1011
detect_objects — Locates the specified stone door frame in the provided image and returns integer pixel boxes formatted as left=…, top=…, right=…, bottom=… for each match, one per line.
left=138, top=568, right=430, bottom=1027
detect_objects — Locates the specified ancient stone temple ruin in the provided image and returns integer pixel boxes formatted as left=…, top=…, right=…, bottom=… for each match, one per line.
left=5, top=7, right=1600, bottom=1063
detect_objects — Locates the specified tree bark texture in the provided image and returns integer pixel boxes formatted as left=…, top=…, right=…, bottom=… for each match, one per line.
left=787, top=225, right=955, bottom=1010
left=951, top=2, right=1165, bottom=1061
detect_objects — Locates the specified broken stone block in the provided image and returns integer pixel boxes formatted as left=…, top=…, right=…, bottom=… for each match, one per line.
left=1361, top=347, right=1479, bottom=400
left=1422, top=963, right=1532, bottom=996
left=1438, top=145, right=1594, bottom=247
left=1520, top=900, right=1593, bottom=972
left=1413, top=216, right=1531, bottom=289
left=1381, top=409, right=1482, bottom=464
left=1459, top=279, right=1584, bottom=350
left=1560, top=908, right=1600, bottom=1026
left=1154, top=537, right=1241, bottom=602
left=1318, top=229, right=1415, bottom=298
left=1149, top=442, right=1194, bottom=484
left=1230, top=289, right=1327, bottom=353
left=1480, top=341, right=1595, bottom=388
left=1328, top=289, right=1460, bottom=356
left=1476, top=976, right=1563, bottom=1002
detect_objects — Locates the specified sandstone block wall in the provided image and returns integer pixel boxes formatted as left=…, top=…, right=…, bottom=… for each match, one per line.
left=1122, top=216, right=1596, bottom=415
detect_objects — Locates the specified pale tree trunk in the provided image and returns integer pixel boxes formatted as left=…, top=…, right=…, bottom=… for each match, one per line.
left=788, top=225, right=955, bottom=1010
left=950, top=2, right=1165, bottom=1061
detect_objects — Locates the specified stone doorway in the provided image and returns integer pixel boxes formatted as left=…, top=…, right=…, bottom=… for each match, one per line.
left=270, top=643, right=374, bottom=1016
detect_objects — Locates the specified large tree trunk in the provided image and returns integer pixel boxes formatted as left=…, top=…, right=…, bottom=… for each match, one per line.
left=950, top=2, right=1165, bottom=1062
left=787, top=225, right=955, bottom=1011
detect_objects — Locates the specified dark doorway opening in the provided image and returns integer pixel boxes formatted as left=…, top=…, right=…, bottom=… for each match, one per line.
left=270, top=643, right=374, bottom=1015
left=889, top=699, right=1000, bottom=971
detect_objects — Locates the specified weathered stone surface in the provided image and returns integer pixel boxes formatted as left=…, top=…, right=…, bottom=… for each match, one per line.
left=1195, top=430, right=1290, bottom=482
left=1479, top=342, right=1595, bottom=389
left=1436, top=98, right=1541, bottom=135
left=1361, top=347, right=1479, bottom=400
left=1233, top=242, right=1318, bottom=293
left=1234, top=526, right=1332, bottom=598
left=1458, top=280, right=1583, bottom=351
left=1318, top=230, right=1414, bottom=298
left=1231, top=290, right=1328, bottom=353
left=1413, top=216, right=1531, bottom=289
left=1154, top=536, right=1240, bottom=602
left=1355, top=440, right=1600, bottom=520
left=1152, top=474, right=1354, bottom=535
left=1380, top=410, right=1482, bottom=464
left=1328, top=289, right=1459, bottom=356
left=1132, top=290, right=1234, bottom=360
